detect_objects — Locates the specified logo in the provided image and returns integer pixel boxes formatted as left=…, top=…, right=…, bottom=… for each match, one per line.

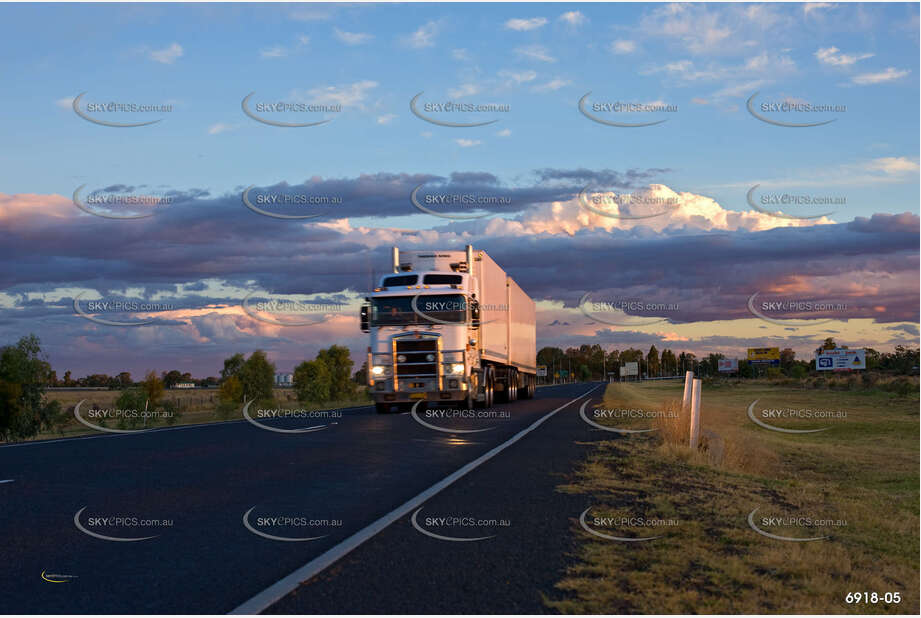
left=578, top=400, right=656, bottom=434
left=41, top=570, right=77, bottom=583
left=242, top=400, right=329, bottom=434
left=578, top=92, right=669, bottom=128
left=579, top=507, right=664, bottom=542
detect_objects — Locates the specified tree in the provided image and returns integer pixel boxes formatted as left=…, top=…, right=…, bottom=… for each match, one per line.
left=63, top=370, right=73, bottom=386
left=353, top=360, right=368, bottom=385
left=117, top=372, right=132, bottom=388
left=646, top=345, right=660, bottom=377
left=161, top=370, right=183, bottom=388
left=141, top=371, right=164, bottom=406
left=220, top=353, right=245, bottom=380
left=661, top=349, right=677, bottom=375
left=317, top=345, right=354, bottom=401
left=239, top=350, right=275, bottom=402
left=0, top=335, right=62, bottom=442
left=293, top=360, right=331, bottom=403
left=780, top=348, right=796, bottom=370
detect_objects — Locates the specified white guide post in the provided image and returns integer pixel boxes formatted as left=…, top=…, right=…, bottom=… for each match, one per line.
left=689, top=378, right=702, bottom=449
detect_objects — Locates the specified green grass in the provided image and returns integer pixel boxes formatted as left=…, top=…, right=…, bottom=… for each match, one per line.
left=548, top=380, right=919, bottom=614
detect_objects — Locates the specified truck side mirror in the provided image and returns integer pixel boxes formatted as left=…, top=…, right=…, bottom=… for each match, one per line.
left=360, top=305, right=370, bottom=332
left=470, top=300, right=480, bottom=328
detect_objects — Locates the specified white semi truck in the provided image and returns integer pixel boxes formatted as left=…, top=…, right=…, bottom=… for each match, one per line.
left=361, top=245, right=537, bottom=414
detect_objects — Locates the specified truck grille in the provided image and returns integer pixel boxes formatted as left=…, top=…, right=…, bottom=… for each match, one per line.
left=395, top=339, right=437, bottom=378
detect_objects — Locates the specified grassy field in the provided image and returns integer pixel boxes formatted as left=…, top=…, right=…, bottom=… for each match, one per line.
left=549, top=378, right=919, bottom=614
left=17, top=388, right=372, bottom=442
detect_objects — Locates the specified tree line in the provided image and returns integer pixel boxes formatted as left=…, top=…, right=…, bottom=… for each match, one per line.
left=537, top=337, right=919, bottom=381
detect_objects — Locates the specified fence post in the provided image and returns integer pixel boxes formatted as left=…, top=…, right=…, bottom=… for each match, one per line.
left=682, top=371, right=693, bottom=410
left=689, top=378, right=702, bottom=449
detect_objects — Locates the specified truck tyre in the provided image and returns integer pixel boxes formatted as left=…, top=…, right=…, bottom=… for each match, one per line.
left=509, top=368, right=518, bottom=402
left=375, top=403, right=394, bottom=414
left=485, top=367, right=494, bottom=408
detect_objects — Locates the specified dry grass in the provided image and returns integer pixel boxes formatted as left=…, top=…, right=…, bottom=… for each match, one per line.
left=549, top=380, right=919, bottom=614
left=16, top=388, right=372, bottom=442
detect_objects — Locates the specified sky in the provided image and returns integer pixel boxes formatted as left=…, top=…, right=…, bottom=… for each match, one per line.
left=0, top=2, right=918, bottom=378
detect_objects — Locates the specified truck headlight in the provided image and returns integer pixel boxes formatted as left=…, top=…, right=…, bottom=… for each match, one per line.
left=450, top=363, right=465, bottom=374
left=396, top=354, right=407, bottom=363
left=426, top=353, right=435, bottom=361
left=371, top=365, right=385, bottom=376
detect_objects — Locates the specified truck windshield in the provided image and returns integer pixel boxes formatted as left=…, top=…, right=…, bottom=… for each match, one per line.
left=371, top=294, right=467, bottom=326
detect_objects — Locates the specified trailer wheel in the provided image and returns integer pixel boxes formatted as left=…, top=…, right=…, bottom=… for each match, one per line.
left=508, top=368, right=518, bottom=402
left=375, top=403, right=395, bottom=414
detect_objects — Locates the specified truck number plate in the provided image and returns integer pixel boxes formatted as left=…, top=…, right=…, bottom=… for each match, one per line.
left=409, top=393, right=426, bottom=399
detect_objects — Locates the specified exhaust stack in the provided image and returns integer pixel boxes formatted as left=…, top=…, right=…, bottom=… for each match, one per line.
left=392, top=247, right=400, bottom=273
left=466, top=244, right=473, bottom=274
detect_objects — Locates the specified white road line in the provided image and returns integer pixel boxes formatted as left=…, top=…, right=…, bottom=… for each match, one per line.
left=0, top=479, right=14, bottom=484
left=229, top=382, right=603, bottom=615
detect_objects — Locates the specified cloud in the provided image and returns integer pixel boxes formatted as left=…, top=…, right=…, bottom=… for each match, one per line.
left=376, top=113, right=396, bottom=125
left=804, top=3, right=837, bottom=16
left=451, top=48, right=470, bottom=61
left=294, top=80, right=378, bottom=108
left=515, top=44, right=556, bottom=63
left=207, top=123, right=237, bottom=135
left=448, top=83, right=480, bottom=98
left=260, top=46, right=287, bottom=59
left=864, top=157, right=920, bottom=175
left=814, top=46, right=873, bottom=66
left=852, top=67, right=910, bottom=85
left=559, top=11, right=586, bottom=26
left=499, top=70, right=538, bottom=86
left=334, top=28, right=373, bottom=45
left=496, top=129, right=512, bottom=137
left=533, top=78, right=571, bottom=92
left=404, top=21, right=439, bottom=48
left=504, top=17, right=548, bottom=31
left=149, top=43, right=183, bottom=64
left=55, top=96, right=74, bottom=109
left=610, top=40, right=636, bottom=54
left=455, top=139, right=481, bottom=148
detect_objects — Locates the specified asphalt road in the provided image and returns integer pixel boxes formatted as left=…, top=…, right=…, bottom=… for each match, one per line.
left=0, top=382, right=607, bottom=614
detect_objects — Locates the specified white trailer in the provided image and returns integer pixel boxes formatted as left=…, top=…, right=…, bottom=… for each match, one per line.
left=361, top=245, right=537, bottom=413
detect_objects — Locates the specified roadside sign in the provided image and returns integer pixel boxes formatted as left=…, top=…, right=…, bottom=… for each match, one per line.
left=553, top=372, right=560, bottom=379
left=816, top=348, right=865, bottom=371
left=718, top=358, right=738, bottom=372
left=537, top=365, right=547, bottom=377
left=747, top=347, right=780, bottom=366
left=619, top=362, right=639, bottom=377
left=559, top=369, right=569, bottom=378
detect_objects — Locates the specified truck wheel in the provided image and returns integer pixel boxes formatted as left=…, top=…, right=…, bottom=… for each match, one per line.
left=508, top=368, right=518, bottom=402
left=375, top=403, right=394, bottom=414
left=484, top=367, right=494, bottom=408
